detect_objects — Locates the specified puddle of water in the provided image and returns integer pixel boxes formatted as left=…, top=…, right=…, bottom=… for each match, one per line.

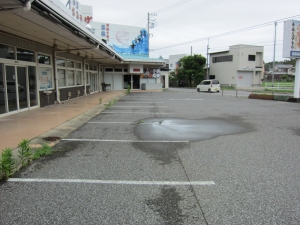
left=135, top=117, right=250, bottom=142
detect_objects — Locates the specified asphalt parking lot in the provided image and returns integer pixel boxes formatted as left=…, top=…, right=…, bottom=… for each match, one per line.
left=1, top=89, right=300, bottom=225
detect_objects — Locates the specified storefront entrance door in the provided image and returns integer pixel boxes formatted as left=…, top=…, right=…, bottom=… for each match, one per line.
left=0, top=64, right=37, bottom=115
left=90, top=72, right=98, bottom=93
left=123, top=75, right=140, bottom=89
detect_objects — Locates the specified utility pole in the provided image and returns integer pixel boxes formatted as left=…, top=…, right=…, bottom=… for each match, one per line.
left=272, top=21, right=277, bottom=87
left=206, top=38, right=210, bottom=79
left=147, top=13, right=157, bottom=55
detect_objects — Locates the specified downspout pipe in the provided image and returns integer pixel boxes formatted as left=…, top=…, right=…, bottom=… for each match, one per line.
left=53, top=50, right=61, bottom=104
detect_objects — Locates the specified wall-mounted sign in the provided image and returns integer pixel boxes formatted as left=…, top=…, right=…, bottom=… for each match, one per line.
left=39, top=67, right=52, bottom=89
left=140, top=68, right=161, bottom=78
left=283, top=20, right=300, bottom=58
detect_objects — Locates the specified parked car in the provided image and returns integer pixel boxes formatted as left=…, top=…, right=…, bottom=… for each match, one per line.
left=0, top=80, right=25, bottom=93
left=196, top=80, right=220, bottom=93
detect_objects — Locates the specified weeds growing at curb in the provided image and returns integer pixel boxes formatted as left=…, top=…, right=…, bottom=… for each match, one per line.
left=18, top=139, right=32, bottom=167
left=32, top=143, right=53, bottom=160
left=99, top=97, right=102, bottom=104
left=126, top=85, right=131, bottom=94
left=105, top=99, right=118, bottom=109
left=137, top=119, right=145, bottom=124
left=0, top=148, right=15, bottom=180
left=0, top=140, right=54, bottom=181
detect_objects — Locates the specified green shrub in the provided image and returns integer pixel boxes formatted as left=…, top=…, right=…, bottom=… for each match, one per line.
left=126, top=85, right=131, bottom=94
left=0, top=148, right=15, bottom=180
left=18, top=139, right=32, bottom=167
left=33, top=143, right=53, bottom=160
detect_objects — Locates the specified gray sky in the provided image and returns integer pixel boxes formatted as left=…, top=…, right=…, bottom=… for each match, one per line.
left=61, top=0, right=299, bottom=63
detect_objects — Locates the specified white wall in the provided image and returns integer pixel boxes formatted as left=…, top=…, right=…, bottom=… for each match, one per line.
left=169, top=54, right=188, bottom=71
left=210, top=45, right=264, bottom=87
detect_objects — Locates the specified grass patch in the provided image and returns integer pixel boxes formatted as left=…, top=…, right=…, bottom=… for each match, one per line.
left=105, top=99, right=118, bottom=109
left=32, top=143, right=53, bottom=160
left=221, top=86, right=235, bottom=90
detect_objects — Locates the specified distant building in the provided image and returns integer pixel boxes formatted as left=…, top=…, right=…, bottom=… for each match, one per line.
left=169, top=54, right=188, bottom=72
left=209, top=45, right=264, bottom=87
left=266, top=64, right=294, bottom=80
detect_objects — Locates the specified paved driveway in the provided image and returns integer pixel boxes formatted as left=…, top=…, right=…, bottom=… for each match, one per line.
left=1, top=90, right=300, bottom=224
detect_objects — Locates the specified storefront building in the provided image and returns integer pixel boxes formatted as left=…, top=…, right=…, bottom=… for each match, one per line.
left=0, top=0, right=165, bottom=117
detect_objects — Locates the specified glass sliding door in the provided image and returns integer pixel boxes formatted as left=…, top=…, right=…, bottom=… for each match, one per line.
left=2, top=65, right=32, bottom=114
left=28, top=66, right=37, bottom=107
left=5, top=65, right=18, bottom=112
left=17, top=67, right=28, bottom=110
left=0, top=63, right=6, bottom=114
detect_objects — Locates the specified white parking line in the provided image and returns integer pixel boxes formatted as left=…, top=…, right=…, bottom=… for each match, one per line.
left=117, top=102, right=164, bottom=104
left=87, top=122, right=153, bottom=124
left=62, top=139, right=189, bottom=143
left=110, top=106, right=167, bottom=108
left=170, top=99, right=203, bottom=101
left=101, top=112, right=171, bottom=114
left=8, top=178, right=215, bottom=186
left=88, top=122, right=132, bottom=124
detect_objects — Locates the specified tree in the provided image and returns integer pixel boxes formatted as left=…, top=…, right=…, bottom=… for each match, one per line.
left=178, top=54, right=206, bottom=87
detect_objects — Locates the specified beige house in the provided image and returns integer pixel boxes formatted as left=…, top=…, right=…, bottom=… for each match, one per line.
left=209, top=45, right=264, bottom=87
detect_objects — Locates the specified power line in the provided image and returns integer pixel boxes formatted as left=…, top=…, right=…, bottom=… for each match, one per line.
left=132, top=0, right=192, bottom=26
left=157, top=0, right=224, bottom=26
left=151, top=14, right=300, bottom=51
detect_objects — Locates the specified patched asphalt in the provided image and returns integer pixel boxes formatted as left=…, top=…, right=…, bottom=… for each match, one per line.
left=1, top=89, right=300, bottom=224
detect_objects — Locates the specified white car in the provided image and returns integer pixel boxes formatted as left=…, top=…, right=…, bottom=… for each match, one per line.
left=196, top=80, right=220, bottom=93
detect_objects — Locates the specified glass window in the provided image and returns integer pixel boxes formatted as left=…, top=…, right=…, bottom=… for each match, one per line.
left=76, top=62, right=82, bottom=69
left=85, top=64, right=89, bottom=70
left=39, top=67, right=52, bottom=89
left=56, top=58, right=65, bottom=67
left=124, top=68, right=128, bottom=72
left=17, top=48, right=35, bottom=62
left=67, top=70, right=75, bottom=86
left=58, top=69, right=66, bottom=87
left=89, top=65, right=93, bottom=70
left=67, top=60, right=74, bottom=68
left=76, top=71, right=82, bottom=85
left=114, top=68, right=122, bottom=72
left=38, top=54, right=51, bottom=65
left=105, top=68, right=113, bottom=72
left=0, top=44, right=15, bottom=59
left=248, top=55, right=256, bottom=61
left=94, top=65, right=97, bottom=71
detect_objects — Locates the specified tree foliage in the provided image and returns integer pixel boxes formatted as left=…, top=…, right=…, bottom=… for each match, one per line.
left=178, top=54, right=206, bottom=87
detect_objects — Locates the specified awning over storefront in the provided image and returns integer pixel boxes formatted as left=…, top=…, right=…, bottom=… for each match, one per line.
left=0, top=0, right=123, bottom=64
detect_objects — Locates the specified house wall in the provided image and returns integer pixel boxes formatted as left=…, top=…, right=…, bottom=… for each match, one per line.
left=210, top=45, right=264, bottom=87
left=169, top=54, right=188, bottom=72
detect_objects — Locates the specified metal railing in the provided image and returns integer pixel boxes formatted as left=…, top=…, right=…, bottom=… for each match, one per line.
left=264, top=82, right=294, bottom=90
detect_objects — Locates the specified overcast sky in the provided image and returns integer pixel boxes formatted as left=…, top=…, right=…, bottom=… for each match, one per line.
left=60, top=0, right=299, bottom=63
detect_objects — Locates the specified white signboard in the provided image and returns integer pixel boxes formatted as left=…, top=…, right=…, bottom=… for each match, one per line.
left=283, top=20, right=300, bottom=58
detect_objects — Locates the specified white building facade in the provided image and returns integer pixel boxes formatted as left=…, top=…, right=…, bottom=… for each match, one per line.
left=209, top=45, right=264, bottom=87
left=0, top=0, right=165, bottom=117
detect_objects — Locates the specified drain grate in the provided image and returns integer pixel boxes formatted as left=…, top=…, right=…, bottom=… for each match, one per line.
left=43, top=136, right=61, bottom=141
